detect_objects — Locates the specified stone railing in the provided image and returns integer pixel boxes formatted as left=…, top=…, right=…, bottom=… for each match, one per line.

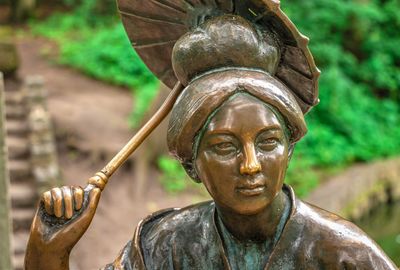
left=24, top=76, right=61, bottom=194
left=4, top=75, right=61, bottom=270
left=0, top=72, right=13, bottom=269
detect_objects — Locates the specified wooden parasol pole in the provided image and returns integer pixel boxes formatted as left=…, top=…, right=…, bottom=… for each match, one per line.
left=86, top=82, right=184, bottom=191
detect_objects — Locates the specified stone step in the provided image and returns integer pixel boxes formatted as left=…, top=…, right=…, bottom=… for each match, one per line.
left=12, top=207, right=35, bottom=232
left=13, top=231, right=30, bottom=256
left=6, top=119, right=29, bottom=137
left=13, top=252, right=25, bottom=270
left=10, top=182, right=37, bottom=208
left=6, top=105, right=26, bottom=120
left=8, top=160, right=32, bottom=181
left=7, top=137, right=30, bottom=160
left=5, top=91, right=25, bottom=106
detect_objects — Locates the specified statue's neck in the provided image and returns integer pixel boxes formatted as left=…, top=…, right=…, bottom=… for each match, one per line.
left=216, top=190, right=290, bottom=242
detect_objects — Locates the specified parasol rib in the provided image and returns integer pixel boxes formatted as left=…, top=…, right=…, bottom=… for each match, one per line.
left=150, top=0, right=187, bottom=14
left=119, top=10, right=185, bottom=25
left=133, top=40, right=177, bottom=49
left=182, top=0, right=195, bottom=8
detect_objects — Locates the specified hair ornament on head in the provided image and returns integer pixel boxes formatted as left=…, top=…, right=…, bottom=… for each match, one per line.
left=172, top=15, right=281, bottom=86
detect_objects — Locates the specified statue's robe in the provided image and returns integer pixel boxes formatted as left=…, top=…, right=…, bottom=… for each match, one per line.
left=103, top=186, right=397, bottom=270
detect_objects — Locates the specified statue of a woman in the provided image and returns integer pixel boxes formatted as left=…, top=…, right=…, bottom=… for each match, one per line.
left=25, top=2, right=397, bottom=269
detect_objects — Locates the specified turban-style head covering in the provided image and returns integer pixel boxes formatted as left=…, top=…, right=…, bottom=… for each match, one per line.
left=167, top=15, right=307, bottom=181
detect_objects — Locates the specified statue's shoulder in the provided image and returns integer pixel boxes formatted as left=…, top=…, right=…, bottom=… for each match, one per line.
left=140, top=200, right=214, bottom=230
left=288, top=199, right=396, bottom=268
left=285, top=186, right=369, bottom=243
left=137, top=200, right=215, bottom=242
left=103, top=202, right=216, bottom=270
left=128, top=201, right=219, bottom=268
left=295, top=199, right=369, bottom=241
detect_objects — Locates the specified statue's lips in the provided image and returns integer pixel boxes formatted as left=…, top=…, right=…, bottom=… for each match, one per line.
left=236, top=184, right=266, bottom=196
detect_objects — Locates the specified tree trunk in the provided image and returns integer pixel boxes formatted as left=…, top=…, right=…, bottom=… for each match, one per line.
left=0, top=73, right=13, bottom=270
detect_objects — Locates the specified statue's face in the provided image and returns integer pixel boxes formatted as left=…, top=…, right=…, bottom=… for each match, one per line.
left=195, top=94, right=289, bottom=215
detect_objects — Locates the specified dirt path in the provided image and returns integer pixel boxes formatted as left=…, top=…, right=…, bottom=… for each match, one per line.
left=17, top=37, right=133, bottom=155
left=15, top=36, right=207, bottom=269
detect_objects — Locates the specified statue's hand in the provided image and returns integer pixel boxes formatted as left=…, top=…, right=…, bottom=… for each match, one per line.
left=25, top=185, right=101, bottom=270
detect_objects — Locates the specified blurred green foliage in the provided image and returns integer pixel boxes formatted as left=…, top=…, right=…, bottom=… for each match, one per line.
left=30, top=0, right=400, bottom=196
left=282, top=0, right=400, bottom=194
left=158, top=156, right=191, bottom=193
left=30, top=0, right=159, bottom=127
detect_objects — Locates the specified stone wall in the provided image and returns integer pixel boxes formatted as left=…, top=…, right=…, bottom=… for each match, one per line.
left=0, top=72, right=13, bottom=270
left=306, top=158, right=400, bottom=220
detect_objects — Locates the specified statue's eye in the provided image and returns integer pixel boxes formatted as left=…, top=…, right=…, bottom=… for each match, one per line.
left=257, top=138, right=278, bottom=151
left=211, top=142, right=237, bottom=155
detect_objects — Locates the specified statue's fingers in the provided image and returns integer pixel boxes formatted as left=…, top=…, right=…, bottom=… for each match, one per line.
left=73, top=186, right=84, bottom=211
left=60, top=188, right=101, bottom=238
left=42, top=190, right=54, bottom=215
left=51, top=188, right=64, bottom=218
left=62, top=187, right=74, bottom=219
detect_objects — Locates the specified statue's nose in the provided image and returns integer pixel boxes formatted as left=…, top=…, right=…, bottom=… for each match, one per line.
left=240, top=143, right=261, bottom=175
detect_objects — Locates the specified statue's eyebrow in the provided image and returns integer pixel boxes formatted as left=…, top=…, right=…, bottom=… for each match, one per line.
left=259, top=125, right=283, bottom=133
left=205, top=125, right=282, bottom=137
left=205, top=129, right=235, bottom=136
left=257, top=126, right=283, bottom=136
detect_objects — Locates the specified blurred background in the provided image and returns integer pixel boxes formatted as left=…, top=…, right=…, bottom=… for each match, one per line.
left=0, top=0, right=399, bottom=269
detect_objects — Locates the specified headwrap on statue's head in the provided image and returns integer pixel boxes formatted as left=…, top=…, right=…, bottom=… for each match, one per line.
left=167, top=15, right=308, bottom=181
left=117, top=0, right=320, bottom=181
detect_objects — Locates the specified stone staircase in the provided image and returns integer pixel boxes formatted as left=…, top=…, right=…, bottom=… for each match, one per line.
left=4, top=77, right=61, bottom=270
left=5, top=87, right=37, bottom=270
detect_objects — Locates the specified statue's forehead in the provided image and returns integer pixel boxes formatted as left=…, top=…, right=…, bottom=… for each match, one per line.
left=206, top=93, right=282, bottom=134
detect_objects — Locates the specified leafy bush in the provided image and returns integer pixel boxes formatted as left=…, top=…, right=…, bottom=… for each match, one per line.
left=158, top=156, right=190, bottom=193
left=282, top=0, right=400, bottom=171
left=60, top=0, right=117, bottom=21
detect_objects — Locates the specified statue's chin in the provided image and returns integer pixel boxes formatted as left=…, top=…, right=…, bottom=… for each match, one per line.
left=215, top=194, right=274, bottom=217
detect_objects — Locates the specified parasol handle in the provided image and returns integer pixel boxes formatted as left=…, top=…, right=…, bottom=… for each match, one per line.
left=86, top=82, right=184, bottom=191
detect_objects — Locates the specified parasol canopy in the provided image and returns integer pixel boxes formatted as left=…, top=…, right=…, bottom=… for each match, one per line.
left=117, top=0, right=320, bottom=114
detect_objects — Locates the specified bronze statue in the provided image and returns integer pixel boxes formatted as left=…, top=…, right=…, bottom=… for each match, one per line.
left=25, top=1, right=397, bottom=269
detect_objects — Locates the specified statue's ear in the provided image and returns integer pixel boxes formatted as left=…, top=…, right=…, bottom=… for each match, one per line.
left=182, top=162, right=202, bottom=183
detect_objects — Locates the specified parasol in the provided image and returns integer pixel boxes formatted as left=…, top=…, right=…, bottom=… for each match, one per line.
left=86, top=0, right=320, bottom=191
left=117, top=0, right=320, bottom=113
